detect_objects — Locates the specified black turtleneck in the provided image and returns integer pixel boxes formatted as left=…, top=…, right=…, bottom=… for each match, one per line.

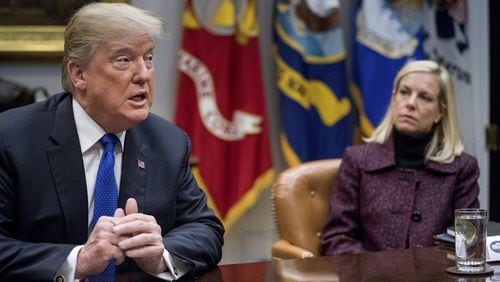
left=393, top=127, right=434, bottom=170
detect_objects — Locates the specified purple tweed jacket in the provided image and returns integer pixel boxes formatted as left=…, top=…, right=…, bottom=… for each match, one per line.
left=320, top=138, right=480, bottom=255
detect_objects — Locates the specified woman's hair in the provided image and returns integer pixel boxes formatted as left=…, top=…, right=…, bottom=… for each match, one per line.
left=364, top=60, right=463, bottom=163
left=61, top=3, right=166, bottom=92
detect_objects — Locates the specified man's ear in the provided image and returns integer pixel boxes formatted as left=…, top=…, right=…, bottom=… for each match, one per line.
left=68, top=61, right=86, bottom=91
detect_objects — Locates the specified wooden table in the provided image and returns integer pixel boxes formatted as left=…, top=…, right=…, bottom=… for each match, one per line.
left=119, top=247, right=499, bottom=281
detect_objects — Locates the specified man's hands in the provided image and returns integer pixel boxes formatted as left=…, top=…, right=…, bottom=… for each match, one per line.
left=75, top=198, right=167, bottom=279
left=114, top=198, right=167, bottom=274
left=75, top=209, right=126, bottom=278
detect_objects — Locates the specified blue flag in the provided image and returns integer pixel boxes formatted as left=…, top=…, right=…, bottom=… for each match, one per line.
left=274, top=0, right=355, bottom=166
left=351, top=0, right=426, bottom=136
left=422, top=0, right=474, bottom=155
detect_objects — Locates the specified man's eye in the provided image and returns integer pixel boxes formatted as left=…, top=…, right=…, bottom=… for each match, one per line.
left=116, top=57, right=130, bottom=63
left=145, top=54, right=154, bottom=68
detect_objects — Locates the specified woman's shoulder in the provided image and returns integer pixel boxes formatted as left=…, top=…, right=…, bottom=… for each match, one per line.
left=457, top=151, right=477, bottom=161
left=427, top=151, right=479, bottom=174
left=344, top=141, right=388, bottom=157
left=343, top=141, right=393, bottom=168
left=444, top=152, right=478, bottom=168
left=454, top=152, right=479, bottom=168
left=345, top=141, right=374, bottom=152
left=343, top=143, right=366, bottom=159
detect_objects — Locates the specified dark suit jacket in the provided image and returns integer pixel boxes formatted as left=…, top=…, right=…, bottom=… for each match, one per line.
left=321, top=137, right=479, bottom=256
left=0, top=92, right=224, bottom=280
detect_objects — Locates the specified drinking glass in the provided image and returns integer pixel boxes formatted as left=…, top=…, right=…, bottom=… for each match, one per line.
left=455, top=208, right=488, bottom=273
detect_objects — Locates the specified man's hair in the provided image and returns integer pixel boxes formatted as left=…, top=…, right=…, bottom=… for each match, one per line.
left=364, top=60, right=464, bottom=163
left=61, top=3, right=165, bottom=92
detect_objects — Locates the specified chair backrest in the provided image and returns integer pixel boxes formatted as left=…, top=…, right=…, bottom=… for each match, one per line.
left=271, top=159, right=342, bottom=256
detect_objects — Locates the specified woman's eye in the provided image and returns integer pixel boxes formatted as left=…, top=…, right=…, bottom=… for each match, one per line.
left=421, top=95, right=433, bottom=102
left=399, top=89, right=410, bottom=95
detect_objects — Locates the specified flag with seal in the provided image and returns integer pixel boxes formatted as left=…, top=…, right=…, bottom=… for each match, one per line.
left=175, top=0, right=274, bottom=230
left=274, top=0, right=355, bottom=166
left=422, top=0, right=473, bottom=154
left=351, top=0, right=426, bottom=137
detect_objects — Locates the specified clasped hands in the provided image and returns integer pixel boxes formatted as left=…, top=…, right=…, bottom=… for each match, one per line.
left=76, top=198, right=167, bottom=279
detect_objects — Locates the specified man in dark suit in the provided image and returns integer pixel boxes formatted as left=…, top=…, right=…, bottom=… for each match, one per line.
left=0, top=3, right=224, bottom=281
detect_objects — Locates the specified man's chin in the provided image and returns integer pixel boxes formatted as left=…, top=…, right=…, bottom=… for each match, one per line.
left=117, top=110, right=150, bottom=130
left=130, top=110, right=150, bottom=123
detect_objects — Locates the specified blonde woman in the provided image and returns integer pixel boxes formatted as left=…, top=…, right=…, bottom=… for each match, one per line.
left=321, top=60, right=479, bottom=255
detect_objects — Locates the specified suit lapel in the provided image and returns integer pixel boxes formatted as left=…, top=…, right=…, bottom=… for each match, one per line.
left=46, top=95, right=88, bottom=244
left=119, top=127, right=148, bottom=211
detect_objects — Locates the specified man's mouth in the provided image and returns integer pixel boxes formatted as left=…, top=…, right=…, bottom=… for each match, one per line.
left=129, top=93, right=146, bottom=102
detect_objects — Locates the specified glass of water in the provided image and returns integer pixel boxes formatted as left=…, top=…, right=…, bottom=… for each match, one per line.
left=454, top=208, right=488, bottom=273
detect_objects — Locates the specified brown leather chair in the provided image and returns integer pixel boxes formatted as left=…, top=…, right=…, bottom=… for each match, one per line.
left=271, top=159, right=342, bottom=260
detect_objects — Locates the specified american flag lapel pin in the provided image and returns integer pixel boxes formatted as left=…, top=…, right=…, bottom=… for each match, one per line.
left=137, top=159, right=145, bottom=169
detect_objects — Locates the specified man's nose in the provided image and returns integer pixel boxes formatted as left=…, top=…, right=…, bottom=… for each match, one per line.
left=132, top=60, right=151, bottom=84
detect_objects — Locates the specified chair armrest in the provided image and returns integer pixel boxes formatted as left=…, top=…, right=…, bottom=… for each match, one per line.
left=271, top=239, right=315, bottom=260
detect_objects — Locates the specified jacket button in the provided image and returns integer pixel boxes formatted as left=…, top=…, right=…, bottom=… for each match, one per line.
left=411, top=211, right=421, bottom=222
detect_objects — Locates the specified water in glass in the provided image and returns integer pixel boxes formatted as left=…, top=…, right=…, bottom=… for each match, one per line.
left=455, top=210, right=487, bottom=273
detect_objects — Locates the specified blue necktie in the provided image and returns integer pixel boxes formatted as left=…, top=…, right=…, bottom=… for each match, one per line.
left=90, top=133, right=118, bottom=281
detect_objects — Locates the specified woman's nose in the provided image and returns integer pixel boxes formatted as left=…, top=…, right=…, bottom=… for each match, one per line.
left=406, top=93, right=417, bottom=107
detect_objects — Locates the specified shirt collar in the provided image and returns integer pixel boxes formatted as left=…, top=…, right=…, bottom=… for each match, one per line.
left=72, top=97, right=125, bottom=153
